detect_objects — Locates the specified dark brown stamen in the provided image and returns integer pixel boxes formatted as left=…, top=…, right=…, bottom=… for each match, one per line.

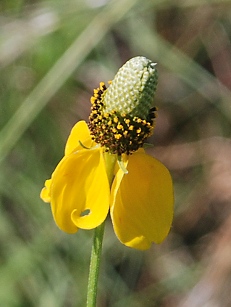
left=88, top=82, right=156, bottom=155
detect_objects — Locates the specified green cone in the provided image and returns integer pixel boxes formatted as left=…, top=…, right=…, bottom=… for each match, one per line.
left=103, top=56, right=158, bottom=119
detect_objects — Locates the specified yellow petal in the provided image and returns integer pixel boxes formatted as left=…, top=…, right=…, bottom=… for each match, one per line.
left=40, top=121, right=94, bottom=205
left=40, top=179, right=52, bottom=203
left=110, top=151, right=174, bottom=250
left=65, top=120, right=95, bottom=156
left=50, top=148, right=110, bottom=233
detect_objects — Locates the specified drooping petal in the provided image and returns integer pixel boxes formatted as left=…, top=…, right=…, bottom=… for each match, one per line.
left=50, top=148, right=110, bottom=233
left=40, top=179, right=52, bottom=203
left=65, top=120, right=95, bottom=156
left=40, top=121, right=93, bottom=205
left=110, top=151, right=174, bottom=250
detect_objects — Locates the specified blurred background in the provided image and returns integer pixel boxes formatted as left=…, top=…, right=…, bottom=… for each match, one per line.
left=1, top=0, right=231, bottom=306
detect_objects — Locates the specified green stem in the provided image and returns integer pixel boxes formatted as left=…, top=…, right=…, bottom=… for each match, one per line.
left=86, top=153, right=117, bottom=307
left=86, top=221, right=105, bottom=307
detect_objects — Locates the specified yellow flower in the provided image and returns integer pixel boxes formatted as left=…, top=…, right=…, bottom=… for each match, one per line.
left=40, top=57, right=174, bottom=250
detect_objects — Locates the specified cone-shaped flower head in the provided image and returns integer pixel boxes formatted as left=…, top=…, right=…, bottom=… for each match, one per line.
left=88, top=56, right=158, bottom=155
left=40, top=56, right=174, bottom=250
left=103, top=56, right=157, bottom=118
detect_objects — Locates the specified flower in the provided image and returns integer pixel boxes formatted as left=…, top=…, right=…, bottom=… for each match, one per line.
left=40, top=57, right=174, bottom=250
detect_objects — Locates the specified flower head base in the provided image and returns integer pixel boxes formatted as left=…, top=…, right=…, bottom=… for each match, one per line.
left=88, top=56, right=158, bottom=155
left=88, top=82, right=156, bottom=155
left=40, top=56, right=174, bottom=250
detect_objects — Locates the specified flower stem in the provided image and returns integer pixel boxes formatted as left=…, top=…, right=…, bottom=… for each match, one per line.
left=86, top=152, right=117, bottom=307
left=86, top=221, right=105, bottom=307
